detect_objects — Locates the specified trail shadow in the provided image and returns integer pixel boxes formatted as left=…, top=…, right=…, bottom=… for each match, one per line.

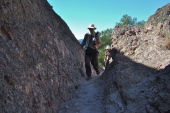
left=98, top=52, right=170, bottom=113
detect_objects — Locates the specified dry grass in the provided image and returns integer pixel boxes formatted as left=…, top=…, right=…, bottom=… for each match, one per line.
left=164, top=38, right=170, bottom=50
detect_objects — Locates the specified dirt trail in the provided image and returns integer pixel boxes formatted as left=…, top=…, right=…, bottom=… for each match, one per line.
left=58, top=70, right=105, bottom=113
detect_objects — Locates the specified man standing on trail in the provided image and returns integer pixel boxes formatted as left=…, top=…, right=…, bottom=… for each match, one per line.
left=104, top=45, right=117, bottom=69
left=81, top=24, right=101, bottom=80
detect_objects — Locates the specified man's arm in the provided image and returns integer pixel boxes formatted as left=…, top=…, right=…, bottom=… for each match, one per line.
left=95, top=32, right=101, bottom=48
left=77, top=34, right=87, bottom=51
left=81, top=34, right=87, bottom=48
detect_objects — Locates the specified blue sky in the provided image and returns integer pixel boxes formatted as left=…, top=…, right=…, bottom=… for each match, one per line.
left=47, top=0, right=169, bottom=39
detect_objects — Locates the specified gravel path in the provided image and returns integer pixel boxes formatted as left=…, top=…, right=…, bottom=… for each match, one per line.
left=58, top=71, right=104, bottom=113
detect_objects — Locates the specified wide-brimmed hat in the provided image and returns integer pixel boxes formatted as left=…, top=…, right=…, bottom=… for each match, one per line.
left=105, top=45, right=111, bottom=49
left=87, top=24, right=96, bottom=29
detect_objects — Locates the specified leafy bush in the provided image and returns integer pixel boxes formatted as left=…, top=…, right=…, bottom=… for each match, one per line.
left=116, top=14, right=145, bottom=27
left=98, top=55, right=105, bottom=68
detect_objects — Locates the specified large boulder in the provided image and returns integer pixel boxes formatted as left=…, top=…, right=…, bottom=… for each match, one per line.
left=0, top=0, right=85, bottom=112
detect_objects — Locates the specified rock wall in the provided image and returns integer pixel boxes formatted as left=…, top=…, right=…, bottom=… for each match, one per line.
left=0, top=0, right=85, bottom=112
left=145, top=3, right=170, bottom=40
left=101, top=3, right=170, bottom=113
left=111, top=3, right=170, bottom=69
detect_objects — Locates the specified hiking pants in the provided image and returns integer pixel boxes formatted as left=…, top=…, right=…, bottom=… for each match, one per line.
left=85, top=52, right=99, bottom=77
left=105, top=59, right=109, bottom=69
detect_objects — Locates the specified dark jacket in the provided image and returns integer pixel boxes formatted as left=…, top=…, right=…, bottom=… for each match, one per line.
left=81, top=32, right=101, bottom=50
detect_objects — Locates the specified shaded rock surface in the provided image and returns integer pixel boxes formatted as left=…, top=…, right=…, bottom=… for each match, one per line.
left=101, top=3, right=170, bottom=113
left=0, top=0, right=85, bottom=112
left=101, top=54, right=170, bottom=113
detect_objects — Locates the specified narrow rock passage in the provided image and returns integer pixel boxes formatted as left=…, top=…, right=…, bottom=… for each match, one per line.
left=58, top=70, right=105, bottom=113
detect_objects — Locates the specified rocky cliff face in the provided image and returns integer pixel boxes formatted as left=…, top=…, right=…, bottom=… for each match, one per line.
left=111, top=4, right=170, bottom=69
left=0, top=0, right=85, bottom=112
left=101, top=3, right=170, bottom=113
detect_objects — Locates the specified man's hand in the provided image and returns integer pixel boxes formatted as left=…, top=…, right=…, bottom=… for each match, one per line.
left=78, top=47, right=82, bottom=50
left=95, top=42, right=101, bottom=48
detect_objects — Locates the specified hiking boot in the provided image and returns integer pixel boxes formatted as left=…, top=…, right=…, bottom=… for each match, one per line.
left=96, top=70, right=100, bottom=75
left=86, top=76, right=91, bottom=81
